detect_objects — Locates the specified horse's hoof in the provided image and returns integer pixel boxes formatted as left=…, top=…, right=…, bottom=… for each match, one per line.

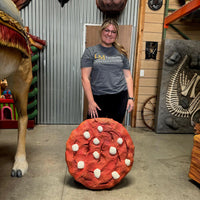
left=16, top=170, right=22, bottom=178
left=11, top=170, right=16, bottom=177
left=11, top=169, right=22, bottom=177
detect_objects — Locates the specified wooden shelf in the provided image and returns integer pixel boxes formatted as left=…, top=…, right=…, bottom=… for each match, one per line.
left=164, top=0, right=200, bottom=28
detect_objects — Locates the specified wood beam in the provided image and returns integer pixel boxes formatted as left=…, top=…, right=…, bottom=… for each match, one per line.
left=131, top=0, right=146, bottom=127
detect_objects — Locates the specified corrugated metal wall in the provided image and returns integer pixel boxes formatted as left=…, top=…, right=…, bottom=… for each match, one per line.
left=20, top=0, right=139, bottom=124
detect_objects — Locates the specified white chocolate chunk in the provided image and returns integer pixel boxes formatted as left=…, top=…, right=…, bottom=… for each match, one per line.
left=72, top=144, right=79, bottom=151
left=77, top=161, right=84, bottom=169
left=93, top=138, right=100, bottom=145
left=117, top=137, right=123, bottom=145
left=97, top=126, right=103, bottom=132
left=83, top=131, right=90, bottom=139
left=94, top=168, right=101, bottom=178
left=125, top=159, right=131, bottom=166
left=93, top=151, right=100, bottom=159
left=112, top=171, right=120, bottom=179
left=109, top=146, right=117, bottom=155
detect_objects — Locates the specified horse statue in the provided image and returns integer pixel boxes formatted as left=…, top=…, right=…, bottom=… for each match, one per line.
left=0, top=0, right=33, bottom=177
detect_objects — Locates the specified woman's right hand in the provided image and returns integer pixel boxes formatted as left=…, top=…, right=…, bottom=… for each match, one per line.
left=81, top=67, right=101, bottom=118
left=88, top=101, right=101, bottom=118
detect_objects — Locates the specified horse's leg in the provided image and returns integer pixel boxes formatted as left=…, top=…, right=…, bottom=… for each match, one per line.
left=0, top=48, right=22, bottom=80
left=7, top=56, right=32, bottom=177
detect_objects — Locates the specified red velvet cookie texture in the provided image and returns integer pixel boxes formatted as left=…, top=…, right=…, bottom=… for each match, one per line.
left=65, top=118, right=135, bottom=190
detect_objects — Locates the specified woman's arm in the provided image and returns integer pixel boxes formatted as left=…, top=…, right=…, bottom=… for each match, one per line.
left=123, top=69, right=134, bottom=112
left=81, top=67, right=101, bottom=118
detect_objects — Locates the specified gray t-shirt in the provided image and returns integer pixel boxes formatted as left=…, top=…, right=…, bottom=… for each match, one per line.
left=81, top=44, right=130, bottom=95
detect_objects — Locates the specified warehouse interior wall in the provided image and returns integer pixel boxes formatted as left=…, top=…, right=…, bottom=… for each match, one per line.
left=133, top=0, right=200, bottom=128
left=20, top=0, right=139, bottom=125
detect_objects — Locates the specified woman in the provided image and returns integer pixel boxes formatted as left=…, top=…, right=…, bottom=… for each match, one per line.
left=81, top=18, right=134, bottom=123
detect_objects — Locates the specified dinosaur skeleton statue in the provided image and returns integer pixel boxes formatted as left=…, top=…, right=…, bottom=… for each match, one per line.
left=166, top=55, right=200, bottom=125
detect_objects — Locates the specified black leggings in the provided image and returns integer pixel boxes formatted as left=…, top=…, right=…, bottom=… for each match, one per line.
left=87, top=90, right=128, bottom=123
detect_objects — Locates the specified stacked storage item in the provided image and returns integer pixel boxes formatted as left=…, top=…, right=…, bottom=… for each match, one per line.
left=189, top=133, right=200, bottom=184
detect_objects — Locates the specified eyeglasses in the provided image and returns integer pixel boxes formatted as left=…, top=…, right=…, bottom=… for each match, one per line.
left=103, top=29, right=117, bottom=34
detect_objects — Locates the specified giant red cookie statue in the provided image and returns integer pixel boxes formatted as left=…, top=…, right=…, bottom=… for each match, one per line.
left=65, top=118, right=135, bottom=190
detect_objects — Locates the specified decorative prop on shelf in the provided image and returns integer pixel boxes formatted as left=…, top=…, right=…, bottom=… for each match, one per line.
left=65, top=118, right=135, bottom=190
left=96, top=0, right=127, bottom=14
left=178, top=0, right=186, bottom=6
left=155, top=39, right=200, bottom=133
left=57, top=0, right=70, bottom=7
left=148, top=0, right=163, bottom=11
left=145, top=41, right=158, bottom=60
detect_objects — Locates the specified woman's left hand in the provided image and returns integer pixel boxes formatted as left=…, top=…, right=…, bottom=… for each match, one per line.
left=126, top=99, right=134, bottom=112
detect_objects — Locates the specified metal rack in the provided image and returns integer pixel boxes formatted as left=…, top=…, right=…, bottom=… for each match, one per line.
left=163, top=0, right=200, bottom=39
left=164, top=0, right=200, bottom=28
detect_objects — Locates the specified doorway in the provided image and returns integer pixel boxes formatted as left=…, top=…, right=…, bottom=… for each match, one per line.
left=83, top=25, right=133, bottom=120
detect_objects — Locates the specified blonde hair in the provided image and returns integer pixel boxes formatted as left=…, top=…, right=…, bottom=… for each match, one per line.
left=100, top=18, right=128, bottom=57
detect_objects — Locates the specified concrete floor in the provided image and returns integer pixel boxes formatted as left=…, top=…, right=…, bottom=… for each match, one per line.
left=0, top=125, right=200, bottom=200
